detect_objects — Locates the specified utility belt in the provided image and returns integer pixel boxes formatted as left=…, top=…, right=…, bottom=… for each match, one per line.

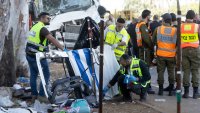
left=26, top=42, right=48, bottom=57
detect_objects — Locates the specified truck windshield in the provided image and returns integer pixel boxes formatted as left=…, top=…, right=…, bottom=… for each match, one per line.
left=40, top=0, right=92, bottom=15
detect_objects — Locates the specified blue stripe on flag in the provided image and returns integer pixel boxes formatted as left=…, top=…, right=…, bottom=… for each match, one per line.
left=83, top=49, right=99, bottom=88
left=72, top=50, right=91, bottom=86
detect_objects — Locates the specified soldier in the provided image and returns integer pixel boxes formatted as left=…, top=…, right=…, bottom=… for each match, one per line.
left=136, top=9, right=153, bottom=64
left=136, top=9, right=155, bottom=94
left=152, top=13, right=177, bottom=96
left=181, top=10, right=200, bottom=99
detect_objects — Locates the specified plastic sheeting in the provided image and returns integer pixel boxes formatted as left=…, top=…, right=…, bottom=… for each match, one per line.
left=73, top=17, right=100, bottom=50
left=68, top=45, right=120, bottom=99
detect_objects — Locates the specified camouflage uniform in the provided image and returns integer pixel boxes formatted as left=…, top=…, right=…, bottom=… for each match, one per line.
left=138, top=21, right=153, bottom=66
left=182, top=47, right=200, bottom=87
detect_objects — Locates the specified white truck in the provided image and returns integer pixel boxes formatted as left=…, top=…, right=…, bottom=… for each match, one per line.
left=36, top=0, right=101, bottom=49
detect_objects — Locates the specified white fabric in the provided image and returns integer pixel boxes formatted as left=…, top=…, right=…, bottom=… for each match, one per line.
left=68, top=45, right=120, bottom=99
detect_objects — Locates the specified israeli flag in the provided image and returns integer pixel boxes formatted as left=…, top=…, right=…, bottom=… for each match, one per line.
left=68, top=45, right=120, bottom=99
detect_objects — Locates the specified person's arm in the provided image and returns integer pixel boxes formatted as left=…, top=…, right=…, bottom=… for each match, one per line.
left=40, top=27, right=64, bottom=50
left=46, top=34, right=64, bottom=50
left=152, top=28, right=158, bottom=46
left=138, top=60, right=151, bottom=83
left=118, top=35, right=127, bottom=46
left=140, top=24, right=153, bottom=49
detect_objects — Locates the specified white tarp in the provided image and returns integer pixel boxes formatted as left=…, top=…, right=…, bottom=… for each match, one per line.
left=68, top=45, right=120, bottom=99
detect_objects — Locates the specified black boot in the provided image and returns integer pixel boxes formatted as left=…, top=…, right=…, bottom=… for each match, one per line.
left=182, top=86, right=189, bottom=98
left=168, top=84, right=174, bottom=96
left=163, top=85, right=170, bottom=91
left=147, top=84, right=155, bottom=94
left=193, top=87, right=200, bottom=99
left=158, top=85, right=163, bottom=96
left=140, top=88, right=147, bottom=102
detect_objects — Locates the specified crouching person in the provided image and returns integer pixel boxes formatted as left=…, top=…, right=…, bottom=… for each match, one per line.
left=118, top=54, right=151, bottom=101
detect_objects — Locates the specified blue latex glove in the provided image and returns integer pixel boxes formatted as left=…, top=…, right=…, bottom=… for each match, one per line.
left=123, top=74, right=138, bottom=84
left=128, top=75, right=138, bottom=82
left=64, top=48, right=68, bottom=52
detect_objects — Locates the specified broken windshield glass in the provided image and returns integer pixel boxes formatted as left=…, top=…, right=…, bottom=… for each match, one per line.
left=40, top=0, right=92, bottom=15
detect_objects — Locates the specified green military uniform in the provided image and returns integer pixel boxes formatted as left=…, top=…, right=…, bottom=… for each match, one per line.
left=182, top=47, right=200, bottom=87
left=152, top=23, right=176, bottom=86
left=137, top=21, right=153, bottom=66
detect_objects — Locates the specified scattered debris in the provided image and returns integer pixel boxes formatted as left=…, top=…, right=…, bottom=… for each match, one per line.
left=0, top=96, right=14, bottom=107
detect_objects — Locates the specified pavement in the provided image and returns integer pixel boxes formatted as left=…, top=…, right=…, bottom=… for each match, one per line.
left=144, top=66, right=200, bottom=113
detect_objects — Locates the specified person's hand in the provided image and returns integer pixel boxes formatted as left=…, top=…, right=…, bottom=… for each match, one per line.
left=111, top=44, right=118, bottom=50
left=63, top=48, right=68, bottom=53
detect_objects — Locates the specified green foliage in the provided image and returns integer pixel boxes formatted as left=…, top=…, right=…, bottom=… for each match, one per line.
left=124, top=0, right=199, bottom=18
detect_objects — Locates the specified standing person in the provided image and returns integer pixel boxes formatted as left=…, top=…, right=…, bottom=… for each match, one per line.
left=136, top=9, right=153, bottom=64
left=163, top=13, right=177, bottom=92
left=105, top=14, right=115, bottom=27
left=136, top=9, right=155, bottom=94
left=181, top=10, right=200, bottom=99
left=104, top=17, right=130, bottom=61
left=127, top=18, right=139, bottom=57
left=152, top=13, right=177, bottom=96
left=149, top=15, right=161, bottom=34
left=26, top=12, right=66, bottom=102
left=170, top=13, right=177, bottom=27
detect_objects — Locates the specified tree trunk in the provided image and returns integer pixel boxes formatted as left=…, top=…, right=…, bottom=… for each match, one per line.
left=0, top=0, right=29, bottom=86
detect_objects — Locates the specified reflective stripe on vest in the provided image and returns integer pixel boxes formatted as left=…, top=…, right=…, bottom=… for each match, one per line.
left=105, top=25, right=129, bottom=60
left=181, top=23, right=199, bottom=48
left=27, top=21, right=48, bottom=52
left=120, top=65, right=126, bottom=74
left=130, top=58, right=150, bottom=87
left=136, top=22, right=146, bottom=47
left=157, top=25, right=177, bottom=57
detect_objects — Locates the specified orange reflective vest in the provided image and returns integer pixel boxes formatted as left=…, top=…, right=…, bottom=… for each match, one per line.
left=136, top=22, right=146, bottom=47
left=181, top=23, right=199, bottom=48
left=156, top=25, right=177, bottom=57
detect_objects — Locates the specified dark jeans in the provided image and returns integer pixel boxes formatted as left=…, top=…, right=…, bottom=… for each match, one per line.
left=26, top=55, right=50, bottom=96
left=118, top=75, right=148, bottom=99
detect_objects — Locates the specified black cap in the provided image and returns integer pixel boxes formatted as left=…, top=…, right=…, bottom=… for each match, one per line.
left=142, top=9, right=151, bottom=19
left=170, top=13, right=176, bottom=21
left=162, top=13, right=172, bottom=21
left=38, top=12, right=50, bottom=18
left=117, top=17, right=125, bottom=24
left=186, top=10, right=195, bottom=19
left=153, top=15, right=159, bottom=21
left=98, top=5, right=107, bottom=17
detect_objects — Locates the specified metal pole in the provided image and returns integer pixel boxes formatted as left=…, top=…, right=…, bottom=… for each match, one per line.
left=87, top=19, right=97, bottom=98
left=99, top=14, right=104, bottom=113
left=176, top=0, right=182, bottom=113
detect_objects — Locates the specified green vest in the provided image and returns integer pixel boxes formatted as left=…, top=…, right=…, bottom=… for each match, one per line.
left=27, top=21, right=48, bottom=52
left=105, top=25, right=130, bottom=60
left=130, top=58, right=150, bottom=87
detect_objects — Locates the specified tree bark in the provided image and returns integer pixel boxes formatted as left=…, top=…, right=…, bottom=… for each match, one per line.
left=0, top=0, right=29, bottom=86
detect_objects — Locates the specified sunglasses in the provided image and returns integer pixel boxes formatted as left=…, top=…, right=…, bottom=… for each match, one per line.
left=47, top=17, right=51, bottom=20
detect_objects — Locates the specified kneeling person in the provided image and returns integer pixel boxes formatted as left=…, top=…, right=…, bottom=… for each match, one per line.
left=118, top=54, right=151, bottom=101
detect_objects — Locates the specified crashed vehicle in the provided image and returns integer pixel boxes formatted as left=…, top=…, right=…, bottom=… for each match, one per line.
left=36, top=0, right=101, bottom=49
